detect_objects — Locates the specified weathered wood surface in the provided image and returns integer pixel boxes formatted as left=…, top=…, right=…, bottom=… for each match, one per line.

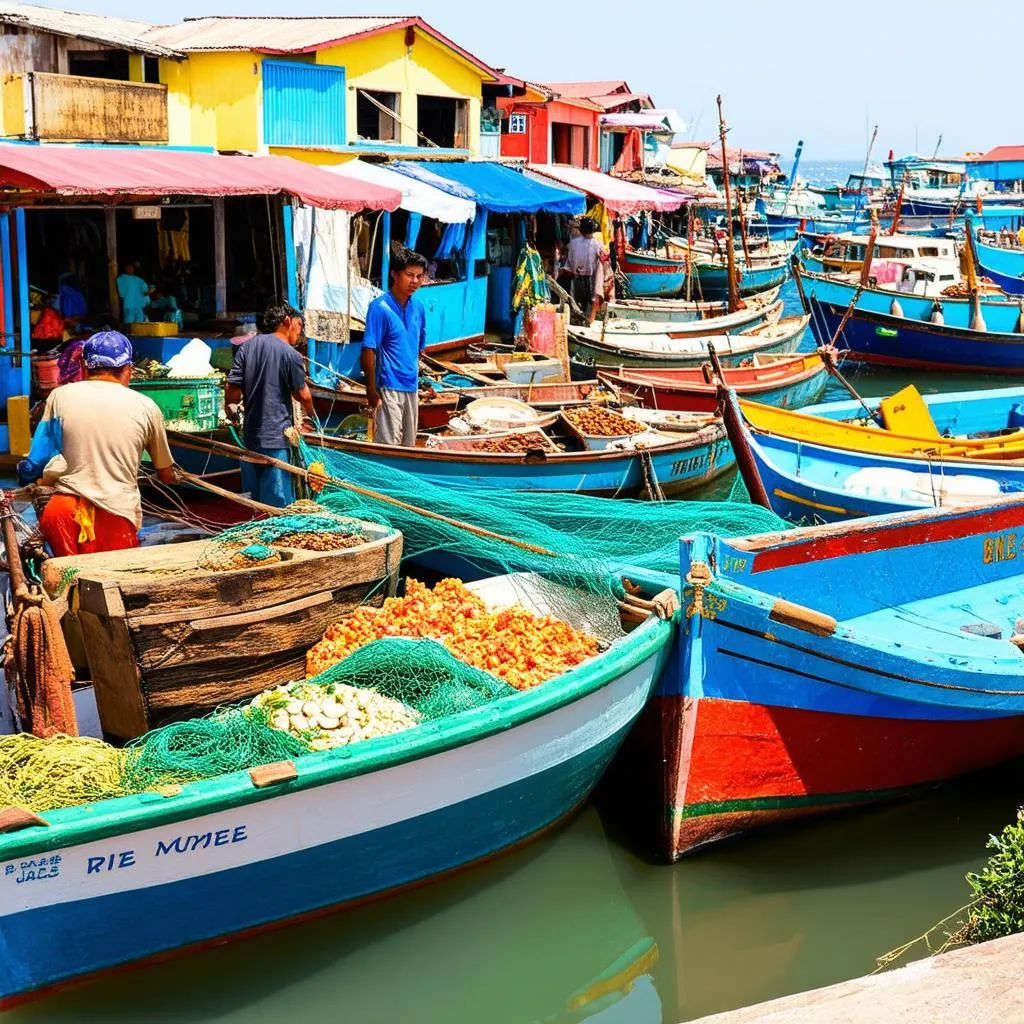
left=77, top=610, right=149, bottom=740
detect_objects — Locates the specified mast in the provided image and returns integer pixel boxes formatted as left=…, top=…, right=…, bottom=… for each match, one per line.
left=716, top=94, right=740, bottom=312
left=782, top=138, right=804, bottom=215
left=852, top=123, right=879, bottom=222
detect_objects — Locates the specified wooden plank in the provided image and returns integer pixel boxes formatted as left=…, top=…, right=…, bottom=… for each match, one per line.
left=43, top=533, right=401, bottom=620
left=188, top=590, right=333, bottom=631
left=78, top=578, right=126, bottom=618
left=0, top=807, right=48, bottom=833
left=77, top=610, right=150, bottom=740
left=249, top=762, right=298, bottom=788
left=134, top=579, right=384, bottom=677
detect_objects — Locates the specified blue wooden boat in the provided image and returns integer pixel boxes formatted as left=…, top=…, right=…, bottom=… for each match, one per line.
left=795, top=263, right=1024, bottom=372
left=658, top=497, right=1024, bottom=856
left=0, top=572, right=674, bottom=1008
left=617, top=247, right=686, bottom=298
left=973, top=232, right=1024, bottom=295
left=731, top=402, right=1021, bottom=523
left=305, top=419, right=735, bottom=498
left=690, top=252, right=791, bottom=301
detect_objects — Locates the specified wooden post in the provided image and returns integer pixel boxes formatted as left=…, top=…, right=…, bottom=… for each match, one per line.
left=14, top=208, right=28, bottom=389
left=716, top=385, right=772, bottom=509
left=212, top=196, right=227, bottom=318
left=716, top=96, right=740, bottom=313
left=0, top=211, right=13, bottom=350
left=105, top=207, right=119, bottom=324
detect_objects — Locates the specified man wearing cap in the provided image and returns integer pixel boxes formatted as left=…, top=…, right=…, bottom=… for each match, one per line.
left=17, top=331, right=175, bottom=556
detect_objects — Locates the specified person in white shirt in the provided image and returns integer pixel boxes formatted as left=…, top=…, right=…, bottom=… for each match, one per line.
left=565, top=217, right=604, bottom=320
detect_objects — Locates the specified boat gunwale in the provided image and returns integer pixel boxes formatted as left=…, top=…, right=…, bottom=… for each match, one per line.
left=0, top=613, right=673, bottom=860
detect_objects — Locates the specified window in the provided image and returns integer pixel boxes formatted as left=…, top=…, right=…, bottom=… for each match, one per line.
left=356, top=90, right=399, bottom=142
left=263, top=59, right=346, bottom=148
left=508, top=112, right=527, bottom=134
left=417, top=95, right=469, bottom=149
left=68, top=50, right=130, bottom=81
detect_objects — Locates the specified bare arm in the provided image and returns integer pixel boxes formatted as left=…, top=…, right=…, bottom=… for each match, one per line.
left=291, top=383, right=315, bottom=420
left=224, top=382, right=243, bottom=408
left=360, top=348, right=380, bottom=408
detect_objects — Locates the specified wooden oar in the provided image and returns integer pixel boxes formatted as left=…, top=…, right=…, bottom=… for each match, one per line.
left=166, top=430, right=557, bottom=558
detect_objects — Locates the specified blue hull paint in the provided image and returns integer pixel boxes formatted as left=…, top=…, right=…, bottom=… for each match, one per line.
left=623, top=268, right=687, bottom=298
left=694, top=261, right=790, bottom=301
left=313, top=431, right=736, bottom=497
left=974, top=237, right=1024, bottom=295
left=806, top=295, right=1024, bottom=373
left=0, top=731, right=628, bottom=1003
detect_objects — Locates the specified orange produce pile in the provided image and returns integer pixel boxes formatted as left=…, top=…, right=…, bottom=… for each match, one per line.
left=306, top=578, right=600, bottom=690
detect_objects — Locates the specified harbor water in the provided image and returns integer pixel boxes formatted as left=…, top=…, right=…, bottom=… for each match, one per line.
left=13, top=206, right=1024, bottom=1024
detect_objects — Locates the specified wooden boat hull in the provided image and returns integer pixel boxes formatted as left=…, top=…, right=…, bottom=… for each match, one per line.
left=568, top=316, right=808, bottom=370
left=305, top=424, right=736, bottom=498
left=806, top=295, right=1024, bottom=373
left=657, top=500, right=1024, bottom=857
left=601, top=354, right=828, bottom=414
left=619, top=249, right=686, bottom=298
left=0, top=611, right=672, bottom=1008
left=692, top=257, right=791, bottom=300
left=607, top=286, right=781, bottom=325
left=601, top=300, right=784, bottom=337
left=311, top=382, right=457, bottom=432
left=450, top=380, right=604, bottom=410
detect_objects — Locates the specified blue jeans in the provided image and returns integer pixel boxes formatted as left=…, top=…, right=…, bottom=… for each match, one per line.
left=240, top=447, right=295, bottom=508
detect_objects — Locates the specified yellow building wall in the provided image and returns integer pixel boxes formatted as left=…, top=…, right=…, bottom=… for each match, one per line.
left=168, top=51, right=261, bottom=152
left=317, top=27, right=485, bottom=153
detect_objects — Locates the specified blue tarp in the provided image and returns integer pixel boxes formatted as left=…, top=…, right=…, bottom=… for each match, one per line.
left=389, top=161, right=585, bottom=215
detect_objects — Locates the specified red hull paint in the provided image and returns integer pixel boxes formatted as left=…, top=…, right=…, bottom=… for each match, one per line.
left=658, top=694, right=1024, bottom=858
left=312, top=391, right=456, bottom=430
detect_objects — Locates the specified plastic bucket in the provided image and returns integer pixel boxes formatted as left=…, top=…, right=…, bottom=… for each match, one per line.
left=32, top=355, right=60, bottom=390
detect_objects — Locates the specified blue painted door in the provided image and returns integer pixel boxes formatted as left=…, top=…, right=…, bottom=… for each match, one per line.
left=263, top=60, right=346, bottom=148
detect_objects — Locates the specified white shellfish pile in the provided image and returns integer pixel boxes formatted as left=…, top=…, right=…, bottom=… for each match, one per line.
left=250, top=681, right=421, bottom=751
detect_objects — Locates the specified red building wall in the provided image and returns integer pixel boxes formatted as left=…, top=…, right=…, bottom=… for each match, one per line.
left=496, top=97, right=599, bottom=168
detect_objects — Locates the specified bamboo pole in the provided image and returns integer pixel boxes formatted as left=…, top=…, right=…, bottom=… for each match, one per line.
left=716, top=96, right=740, bottom=313
left=166, top=431, right=558, bottom=558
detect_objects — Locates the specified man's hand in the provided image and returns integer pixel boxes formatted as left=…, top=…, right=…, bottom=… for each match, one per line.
left=226, top=402, right=242, bottom=426
left=365, top=385, right=382, bottom=411
left=299, top=416, right=317, bottom=435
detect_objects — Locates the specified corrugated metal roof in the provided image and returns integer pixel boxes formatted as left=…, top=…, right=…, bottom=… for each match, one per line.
left=0, top=0, right=181, bottom=57
left=144, top=15, right=406, bottom=53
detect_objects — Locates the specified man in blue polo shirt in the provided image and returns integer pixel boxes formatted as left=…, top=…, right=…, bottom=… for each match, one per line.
left=361, top=248, right=428, bottom=446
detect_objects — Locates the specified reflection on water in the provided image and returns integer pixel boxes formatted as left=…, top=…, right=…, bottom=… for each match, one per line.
left=11, top=766, right=1022, bottom=1024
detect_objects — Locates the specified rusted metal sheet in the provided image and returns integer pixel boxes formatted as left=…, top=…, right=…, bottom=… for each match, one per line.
left=29, top=72, right=168, bottom=143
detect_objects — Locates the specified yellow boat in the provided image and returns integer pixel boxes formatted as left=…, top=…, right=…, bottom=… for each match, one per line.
left=739, top=385, right=1024, bottom=461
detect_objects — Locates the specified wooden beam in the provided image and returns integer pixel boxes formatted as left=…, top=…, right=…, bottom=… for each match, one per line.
left=213, top=196, right=226, bottom=317
left=105, top=207, right=118, bottom=324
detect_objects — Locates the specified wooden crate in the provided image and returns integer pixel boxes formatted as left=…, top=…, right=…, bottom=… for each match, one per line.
left=41, top=526, right=402, bottom=741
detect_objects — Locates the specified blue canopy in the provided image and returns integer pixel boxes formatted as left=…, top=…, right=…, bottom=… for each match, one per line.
left=389, top=160, right=586, bottom=215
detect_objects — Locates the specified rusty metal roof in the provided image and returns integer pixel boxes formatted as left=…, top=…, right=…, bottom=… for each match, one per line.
left=143, top=14, right=496, bottom=78
left=0, top=1, right=182, bottom=58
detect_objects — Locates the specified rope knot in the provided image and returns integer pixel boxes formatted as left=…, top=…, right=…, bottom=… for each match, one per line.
left=685, top=560, right=713, bottom=618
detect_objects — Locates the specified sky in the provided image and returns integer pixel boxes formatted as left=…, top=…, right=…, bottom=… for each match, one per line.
left=83, top=0, right=1021, bottom=161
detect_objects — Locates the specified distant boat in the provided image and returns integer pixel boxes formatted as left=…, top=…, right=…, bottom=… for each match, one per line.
left=795, top=262, right=1024, bottom=373
left=599, top=300, right=783, bottom=336
left=607, top=285, right=782, bottom=325
left=568, top=315, right=809, bottom=370
left=684, top=249, right=791, bottom=301
left=616, top=246, right=687, bottom=299
left=658, top=496, right=1024, bottom=857
left=972, top=225, right=1024, bottom=296
left=599, top=351, right=828, bottom=414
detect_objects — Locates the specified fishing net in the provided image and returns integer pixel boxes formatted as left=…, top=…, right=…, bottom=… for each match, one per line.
left=0, top=734, right=131, bottom=813
left=122, top=705, right=310, bottom=791
left=297, top=437, right=787, bottom=599
left=308, top=638, right=516, bottom=716
left=197, top=499, right=372, bottom=570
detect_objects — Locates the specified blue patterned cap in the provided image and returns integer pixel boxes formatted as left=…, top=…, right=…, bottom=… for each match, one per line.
left=83, top=330, right=133, bottom=369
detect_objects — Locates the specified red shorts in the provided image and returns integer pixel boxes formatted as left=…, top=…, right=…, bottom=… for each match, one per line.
left=39, top=494, right=139, bottom=557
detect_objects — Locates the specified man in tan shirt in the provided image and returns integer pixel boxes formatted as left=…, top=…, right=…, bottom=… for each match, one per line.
left=18, top=331, right=174, bottom=556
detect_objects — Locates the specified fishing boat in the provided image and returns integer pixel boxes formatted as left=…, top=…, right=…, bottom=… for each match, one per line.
left=303, top=419, right=735, bottom=498
left=800, top=231, right=958, bottom=276
left=0, top=570, right=675, bottom=1007
left=449, top=379, right=606, bottom=411
left=972, top=225, right=1024, bottom=296
left=616, top=246, right=687, bottom=299
left=724, top=393, right=1019, bottom=523
left=795, top=262, right=1024, bottom=372
left=739, top=384, right=1024, bottom=460
left=607, top=285, right=782, bottom=324
left=598, top=352, right=828, bottom=414
left=599, top=300, right=784, bottom=336
left=655, top=497, right=1024, bottom=857
left=568, top=314, right=809, bottom=370
left=686, top=250, right=791, bottom=301
left=310, top=379, right=459, bottom=432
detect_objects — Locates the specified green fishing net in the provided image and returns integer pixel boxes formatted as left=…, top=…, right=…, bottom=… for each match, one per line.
left=305, top=637, right=517, bottom=719
left=297, top=437, right=787, bottom=598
